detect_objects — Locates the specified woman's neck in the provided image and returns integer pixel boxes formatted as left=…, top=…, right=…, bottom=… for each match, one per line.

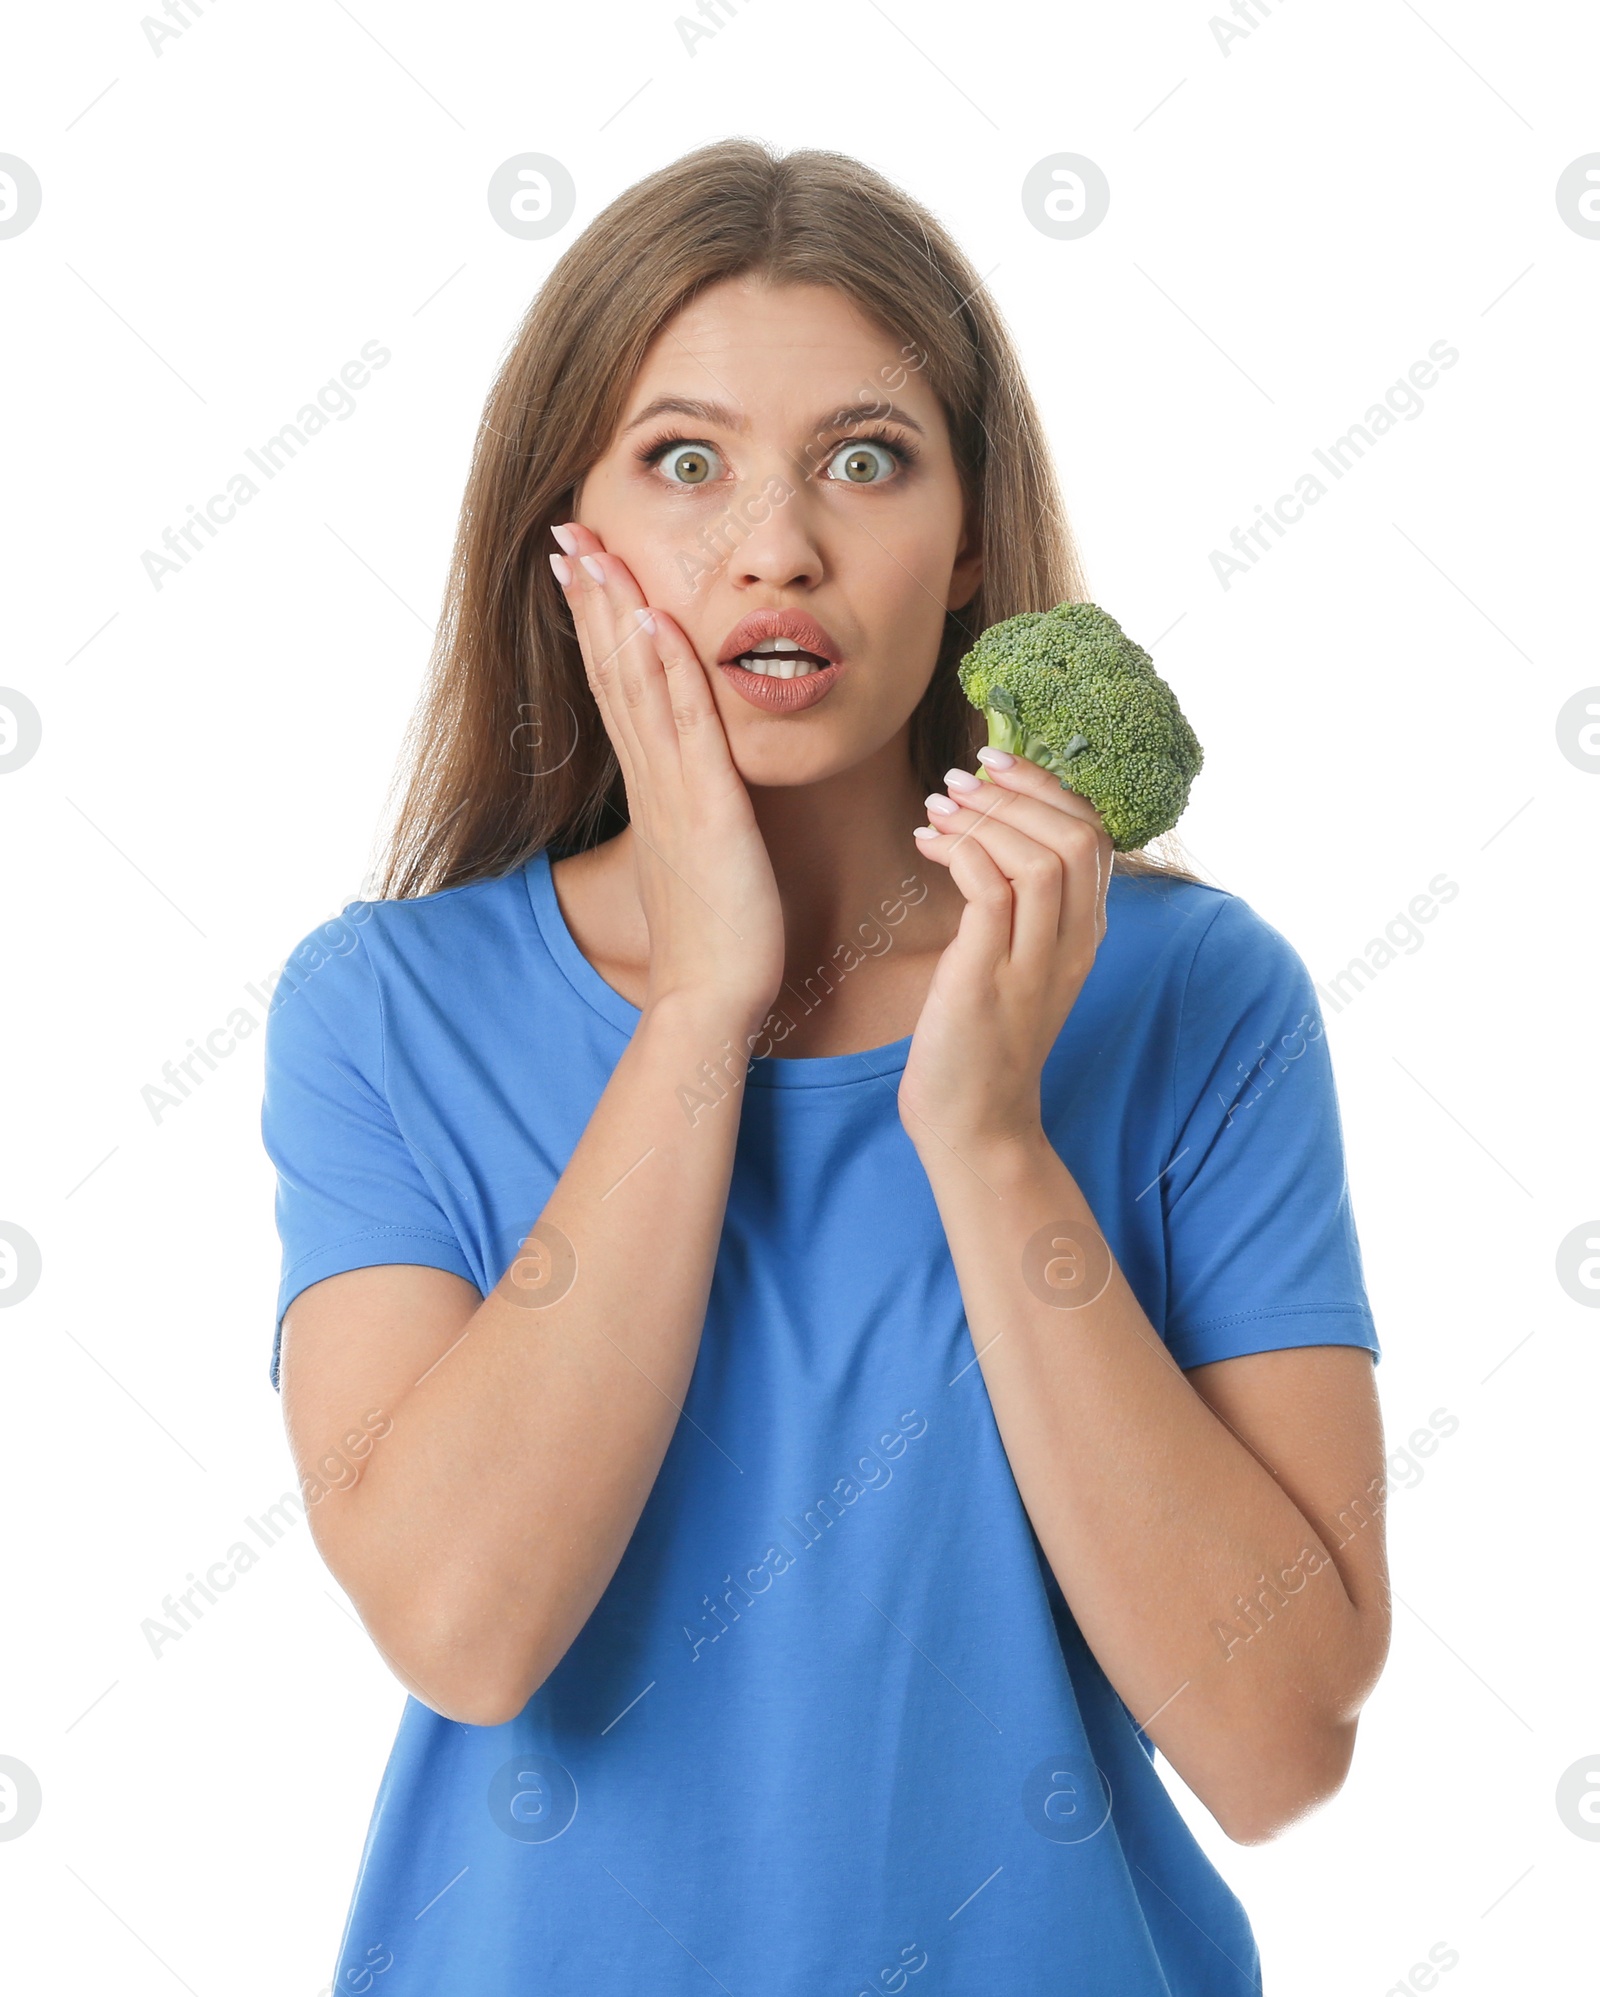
left=550, top=748, right=966, bottom=1052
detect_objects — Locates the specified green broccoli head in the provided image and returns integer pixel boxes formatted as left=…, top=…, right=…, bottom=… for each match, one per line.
left=956, top=601, right=1203, bottom=851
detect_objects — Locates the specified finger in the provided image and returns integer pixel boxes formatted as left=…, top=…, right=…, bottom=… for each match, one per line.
left=643, top=606, right=741, bottom=787
left=930, top=817, right=1016, bottom=971
left=998, top=753, right=1111, bottom=947
left=562, top=542, right=740, bottom=801
left=552, top=520, right=615, bottom=673
left=974, top=750, right=1107, bottom=835
left=938, top=768, right=1112, bottom=945
left=910, top=824, right=955, bottom=870
left=560, top=534, right=683, bottom=784
left=550, top=542, right=641, bottom=794
left=955, top=794, right=1108, bottom=962
left=924, top=797, right=1065, bottom=966
left=971, top=751, right=1114, bottom=938
left=590, top=555, right=739, bottom=801
left=550, top=525, right=613, bottom=705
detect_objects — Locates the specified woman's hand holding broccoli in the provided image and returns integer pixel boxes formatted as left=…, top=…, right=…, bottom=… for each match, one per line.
left=550, top=524, right=786, bottom=1029
left=900, top=598, right=1201, bottom=1156
left=899, top=749, right=1112, bottom=1157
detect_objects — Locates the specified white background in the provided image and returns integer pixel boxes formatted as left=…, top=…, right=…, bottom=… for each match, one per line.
left=2, top=2, right=1597, bottom=1991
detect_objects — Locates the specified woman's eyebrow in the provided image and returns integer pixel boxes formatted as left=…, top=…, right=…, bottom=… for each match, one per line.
left=619, top=394, right=925, bottom=438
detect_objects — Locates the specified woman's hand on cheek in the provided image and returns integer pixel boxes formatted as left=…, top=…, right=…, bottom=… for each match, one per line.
left=548, top=520, right=787, bottom=1027
left=549, top=522, right=659, bottom=740
left=897, top=751, right=1112, bottom=1158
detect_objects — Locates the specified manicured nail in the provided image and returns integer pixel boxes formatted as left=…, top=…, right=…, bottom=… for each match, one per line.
left=635, top=607, right=657, bottom=634
left=943, top=767, right=982, bottom=793
left=550, top=523, right=577, bottom=554
left=924, top=792, right=960, bottom=817
left=549, top=552, right=572, bottom=585
left=976, top=746, right=1014, bottom=769
left=912, top=825, right=941, bottom=840
left=579, top=554, right=605, bottom=582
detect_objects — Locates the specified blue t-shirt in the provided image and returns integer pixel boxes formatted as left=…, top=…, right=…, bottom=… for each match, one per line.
left=261, top=847, right=1379, bottom=1996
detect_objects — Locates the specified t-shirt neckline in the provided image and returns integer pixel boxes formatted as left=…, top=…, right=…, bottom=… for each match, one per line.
left=521, top=847, right=914, bottom=1090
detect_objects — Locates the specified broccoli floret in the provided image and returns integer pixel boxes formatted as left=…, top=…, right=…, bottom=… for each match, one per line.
left=956, top=601, right=1203, bottom=851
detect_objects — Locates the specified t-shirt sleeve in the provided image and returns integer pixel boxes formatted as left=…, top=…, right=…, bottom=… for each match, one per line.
left=1158, top=893, right=1380, bottom=1371
left=259, top=909, right=478, bottom=1393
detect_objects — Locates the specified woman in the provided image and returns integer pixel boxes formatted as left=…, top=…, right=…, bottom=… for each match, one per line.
left=263, top=138, right=1389, bottom=1995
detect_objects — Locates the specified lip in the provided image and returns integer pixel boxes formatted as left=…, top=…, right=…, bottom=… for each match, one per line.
left=716, top=608, right=843, bottom=667
left=717, top=658, right=843, bottom=714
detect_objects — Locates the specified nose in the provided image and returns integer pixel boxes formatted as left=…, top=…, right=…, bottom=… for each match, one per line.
left=723, top=477, right=824, bottom=592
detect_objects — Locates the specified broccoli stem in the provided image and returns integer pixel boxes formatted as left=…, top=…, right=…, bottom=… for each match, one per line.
left=977, top=702, right=1089, bottom=787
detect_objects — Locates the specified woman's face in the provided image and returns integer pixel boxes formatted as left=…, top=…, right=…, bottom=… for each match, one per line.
left=571, top=276, right=983, bottom=789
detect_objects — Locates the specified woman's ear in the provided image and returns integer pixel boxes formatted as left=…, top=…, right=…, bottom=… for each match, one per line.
left=947, top=506, right=984, bottom=613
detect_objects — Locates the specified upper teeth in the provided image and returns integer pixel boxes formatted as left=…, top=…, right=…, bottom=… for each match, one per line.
left=736, top=635, right=823, bottom=678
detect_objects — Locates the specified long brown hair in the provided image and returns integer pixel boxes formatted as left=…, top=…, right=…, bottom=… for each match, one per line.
left=376, top=138, right=1204, bottom=897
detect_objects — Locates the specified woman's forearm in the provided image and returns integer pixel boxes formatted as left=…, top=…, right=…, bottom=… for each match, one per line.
left=912, top=1122, right=1387, bottom=1844
left=330, top=991, right=766, bottom=1725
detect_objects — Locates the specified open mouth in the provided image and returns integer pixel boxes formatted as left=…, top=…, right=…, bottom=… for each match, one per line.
left=724, top=637, right=832, bottom=679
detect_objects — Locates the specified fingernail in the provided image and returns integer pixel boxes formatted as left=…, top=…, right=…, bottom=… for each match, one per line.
left=549, top=552, right=572, bottom=585
left=976, top=746, right=1014, bottom=769
left=635, top=607, right=657, bottom=634
left=912, top=825, right=941, bottom=840
left=943, top=767, right=982, bottom=793
left=550, top=523, right=577, bottom=554
left=579, top=555, right=605, bottom=582
left=924, top=793, right=960, bottom=817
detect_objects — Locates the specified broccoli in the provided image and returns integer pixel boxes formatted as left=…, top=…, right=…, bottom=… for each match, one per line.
left=956, top=600, right=1203, bottom=851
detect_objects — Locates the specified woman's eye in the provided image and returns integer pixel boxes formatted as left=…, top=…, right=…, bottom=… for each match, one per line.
left=658, top=442, right=721, bottom=485
left=826, top=439, right=898, bottom=485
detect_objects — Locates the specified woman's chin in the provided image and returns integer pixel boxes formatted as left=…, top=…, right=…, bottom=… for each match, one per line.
left=723, top=731, right=860, bottom=792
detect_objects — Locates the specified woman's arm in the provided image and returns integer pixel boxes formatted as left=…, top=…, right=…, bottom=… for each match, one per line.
left=280, top=529, right=786, bottom=1727
left=903, top=752, right=1390, bottom=1844
left=282, top=985, right=770, bottom=1728
left=911, top=1127, right=1390, bottom=1845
